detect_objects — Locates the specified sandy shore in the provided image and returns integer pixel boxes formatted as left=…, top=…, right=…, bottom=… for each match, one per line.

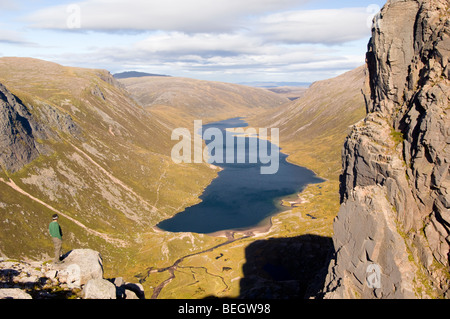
left=205, top=218, right=273, bottom=239
left=153, top=217, right=273, bottom=239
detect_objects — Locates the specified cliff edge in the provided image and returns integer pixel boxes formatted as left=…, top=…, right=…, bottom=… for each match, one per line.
left=0, top=249, right=145, bottom=299
left=323, top=0, right=449, bottom=298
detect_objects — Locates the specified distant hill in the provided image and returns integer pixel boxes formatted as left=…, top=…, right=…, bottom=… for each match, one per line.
left=113, top=71, right=170, bottom=79
left=265, top=86, right=308, bottom=101
left=119, top=76, right=288, bottom=126
left=239, top=81, right=311, bottom=88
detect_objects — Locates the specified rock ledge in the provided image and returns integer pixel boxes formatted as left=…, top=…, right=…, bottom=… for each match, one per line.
left=0, top=249, right=144, bottom=299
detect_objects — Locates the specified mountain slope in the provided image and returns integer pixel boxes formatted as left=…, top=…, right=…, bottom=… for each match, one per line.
left=119, top=76, right=288, bottom=127
left=323, top=0, right=449, bottom=298
left=113, top=71, right=170, bottom=79
left=251, top=66, right=367, bottom=181
left=0, top=57, right=217, bottom=265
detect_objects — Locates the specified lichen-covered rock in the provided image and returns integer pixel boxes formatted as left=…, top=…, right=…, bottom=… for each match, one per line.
left=55, top=249, right=104, bottom=287
left=0, top=288, right=32, bottom=299
left=324, top=0, right=449, bottom=299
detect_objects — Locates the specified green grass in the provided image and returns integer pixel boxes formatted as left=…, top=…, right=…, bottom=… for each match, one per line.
left=390, top=128, right=405, bottom=147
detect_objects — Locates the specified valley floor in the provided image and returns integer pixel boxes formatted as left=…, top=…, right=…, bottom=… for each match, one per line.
left=127, top=177, right=338, bottom=299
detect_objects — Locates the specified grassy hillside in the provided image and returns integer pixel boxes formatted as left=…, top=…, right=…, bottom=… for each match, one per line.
left=0, top=57, right=218, bottom=271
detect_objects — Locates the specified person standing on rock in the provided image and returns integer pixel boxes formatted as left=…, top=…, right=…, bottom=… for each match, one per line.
left=49, top=214, right=63, bottom=264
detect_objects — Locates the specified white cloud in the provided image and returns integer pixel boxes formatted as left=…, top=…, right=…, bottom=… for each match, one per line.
left=46, top=28, right=364, bottom=82
left=18, top=0, right=377, bottom=82
left=0, top=0, right=18, bottom=10
left=118, top=31, right=338, bottom=65
left=254, top=8, right=371, bottom=44
left=134, top=32, right=262, bottom=57
left=0, top=27, right=35, bottom=46
left=25, top=0, right=308, bottom=33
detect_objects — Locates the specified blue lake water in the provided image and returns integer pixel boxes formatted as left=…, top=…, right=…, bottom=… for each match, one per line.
left=157, top=117, right=324, bottom=234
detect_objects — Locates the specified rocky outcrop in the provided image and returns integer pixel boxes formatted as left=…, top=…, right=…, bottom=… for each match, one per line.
left=36, top=101, right=81, bottom=137
left=82, top=278, right=116, bottom=299
left=0, top=81, right=81, bottom=173
left=323, top=0, right=449, bottom=298
left=0, top=82, right=43, bottom=173
left=0, top=288, right=32, bottom=299
left=53, top=249, right=104, bottom=287
left=0, top=249, right=145, bottom=299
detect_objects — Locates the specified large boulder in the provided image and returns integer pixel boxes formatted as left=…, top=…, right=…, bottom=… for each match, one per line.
left=55, top=249, right=104, bottom=287
left=82, top=278, right=116, bottom=299
left=0, top=249, right=145, bottom=299
left=0, top=288, right=32, bottom=299
left=113, top=277, right=146, bottom=299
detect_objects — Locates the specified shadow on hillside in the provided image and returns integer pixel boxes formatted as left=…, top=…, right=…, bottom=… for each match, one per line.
left=208, top=234, right=334, bottom=299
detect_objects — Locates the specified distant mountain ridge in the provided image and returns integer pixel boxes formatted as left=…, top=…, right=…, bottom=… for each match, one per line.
left=239, top=81, right=311, bottom=88
left=119, top=75, right=288, bottom=126
left=113, top=71, right=170, bottom=79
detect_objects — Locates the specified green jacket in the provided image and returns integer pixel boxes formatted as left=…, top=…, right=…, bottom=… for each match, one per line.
left=49, top=221, right=62, bottom=239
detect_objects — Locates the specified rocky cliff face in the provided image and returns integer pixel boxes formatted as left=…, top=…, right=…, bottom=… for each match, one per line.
left=0, top=81, right=82, bottom=173
left=323, top=0, right=449, bottom=298
left=0, top=82, right=44, bottom=173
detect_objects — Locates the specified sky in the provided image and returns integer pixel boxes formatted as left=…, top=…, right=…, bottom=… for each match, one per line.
left=0, top=0, right=386, bottom=83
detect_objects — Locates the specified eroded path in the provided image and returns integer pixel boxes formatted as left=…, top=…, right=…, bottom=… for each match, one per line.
left=0, top=177, right=127, bottom=247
